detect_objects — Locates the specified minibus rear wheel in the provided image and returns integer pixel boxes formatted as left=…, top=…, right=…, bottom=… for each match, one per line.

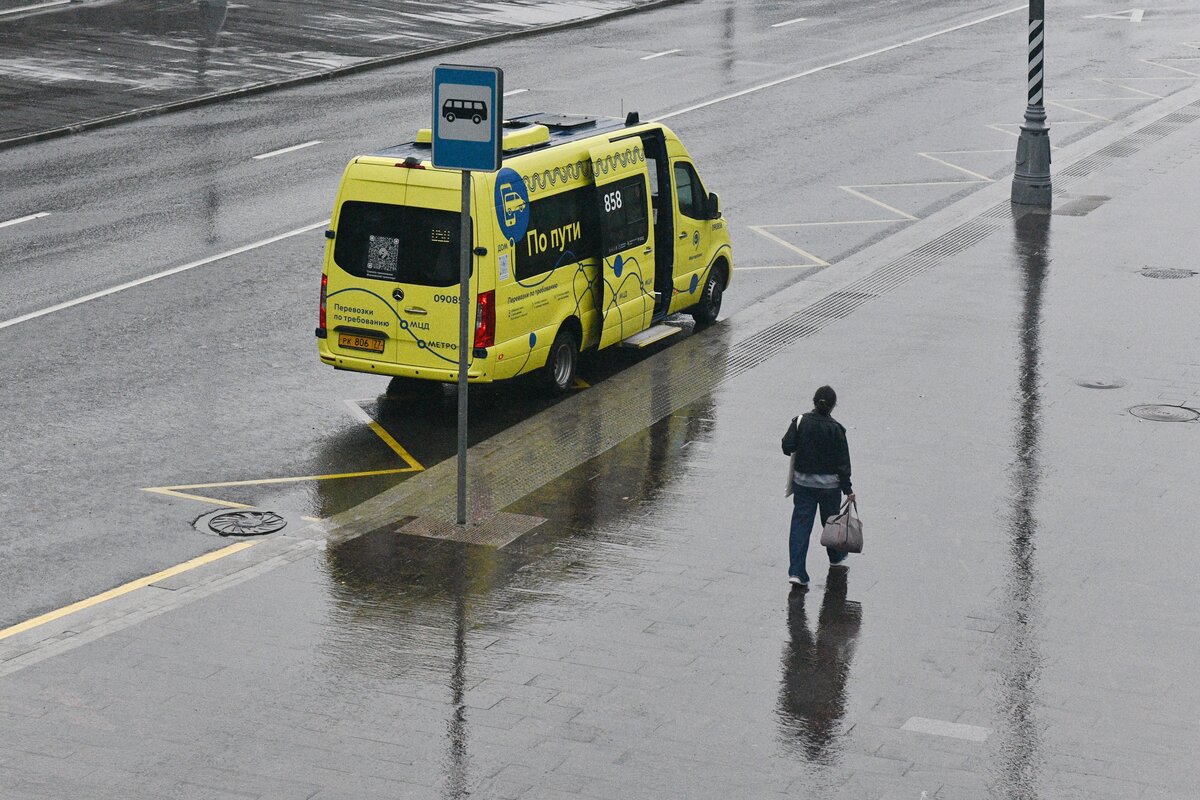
left=542, top=328, right=579, bottom=395
left=690, top=264, right=725, bottom=325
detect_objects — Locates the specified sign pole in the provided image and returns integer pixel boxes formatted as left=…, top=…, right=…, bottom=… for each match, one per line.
left=457, top=169, right=471, bottom=525
left=431, top=63, right=502, bottom=528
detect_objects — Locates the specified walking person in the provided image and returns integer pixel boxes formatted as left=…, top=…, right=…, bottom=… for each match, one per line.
left=781, top=385, right=855, bottom=587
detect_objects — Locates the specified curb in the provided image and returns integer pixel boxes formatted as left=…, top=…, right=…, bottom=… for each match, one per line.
left=0, top=0, right=686, bottom=153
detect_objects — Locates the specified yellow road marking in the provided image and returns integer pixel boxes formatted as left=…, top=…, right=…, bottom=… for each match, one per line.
left=142, top=401, right=426, bottom=510
left=343, top=399, right=424, bottom=470
left=142, top=487, right=257, bottom=508
left=0, top=541, right=257, bottom=643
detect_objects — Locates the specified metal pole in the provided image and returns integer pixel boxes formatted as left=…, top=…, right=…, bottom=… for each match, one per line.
left=1012, top=0, right=1051, bottom=206
left=457, top=169, right=471, bottom=525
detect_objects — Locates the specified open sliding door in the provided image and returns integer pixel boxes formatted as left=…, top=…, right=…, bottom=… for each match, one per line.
left=589, top=140, right=655, bottom=349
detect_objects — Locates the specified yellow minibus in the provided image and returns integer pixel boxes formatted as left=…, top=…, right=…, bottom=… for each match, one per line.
left=316, top=112, right=732, bottom=394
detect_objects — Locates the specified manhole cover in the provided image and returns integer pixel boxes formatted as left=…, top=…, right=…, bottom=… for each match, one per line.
left=1075, top=377, right=1127, bottom=390
left=207, top=510, right=287, bottom=537
left=1129, top=405, right=1200, bottom=423
left=1139, top=268, right=1196, bottom=279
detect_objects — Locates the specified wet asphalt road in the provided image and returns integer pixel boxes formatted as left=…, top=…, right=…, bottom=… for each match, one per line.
left=1, top=0, right=1199, bottom=632
left=0, top=0, right=669, bottom=142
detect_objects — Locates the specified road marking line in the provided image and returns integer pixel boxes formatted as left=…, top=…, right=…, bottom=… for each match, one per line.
left=0, top=211, right=50, bottom=229
left=144, top=469, right=418, bottom=508
left=641, top=49, right=681, bottom=60
left=918, top=152, right=996, bottom=182
left=736, top=264, right=824, bottom=271
left=0, top=0, right=68, bottom=16
left=838, top=186, right=919, bottom=221
left=1048, top=99, right=1111, bottom=121
left=0, top=219, right=330, bottom=331
left=1141, top=57, right=1200, bottom=78
left=0, top=541, right=256, bottom=643
left=902, top=717, right=991, bottom=742
left=1084, top=8, right=1144, bottom=23
left=654, top=5, right=1027, bottom=121
left=759, top=219, right=903, bottom=227
left=747, top=226, right=830, bottom=266
left=771, top=17, right=807, bottom=28
left=343, top=399, right=425, bottom=470
left=252, top=140, right=323, bottom=160
left=142, top=487, right=257, bottom=509
left=1096, top=78, right=1162, bottom=100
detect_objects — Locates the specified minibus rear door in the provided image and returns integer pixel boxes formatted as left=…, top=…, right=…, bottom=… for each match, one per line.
left=590, top=140, right=655, bottom=349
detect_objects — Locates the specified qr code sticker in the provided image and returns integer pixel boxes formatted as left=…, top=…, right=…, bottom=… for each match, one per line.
left=366, top=235, right=399, bottom=278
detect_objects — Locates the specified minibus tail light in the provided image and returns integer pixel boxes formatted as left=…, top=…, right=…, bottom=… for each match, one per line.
left=473, top=290, right=495, bottom=350
left=319, top=273, right=328, bottom=331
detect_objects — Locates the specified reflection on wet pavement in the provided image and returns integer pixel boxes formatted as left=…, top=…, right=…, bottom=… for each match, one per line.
left=777, top=569, right=862, bottom=763
left=990, top=208, right=1050, bottom=797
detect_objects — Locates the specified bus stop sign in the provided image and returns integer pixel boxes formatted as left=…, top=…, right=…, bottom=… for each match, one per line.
left=432, top=65, right=503, bottom=172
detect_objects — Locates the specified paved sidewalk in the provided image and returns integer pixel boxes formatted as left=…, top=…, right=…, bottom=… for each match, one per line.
left=2, top=89, right=1199, bottom=798
left=0, top=0, right=672, bottom=143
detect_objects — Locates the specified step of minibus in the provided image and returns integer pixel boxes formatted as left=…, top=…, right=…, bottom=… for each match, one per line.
left=619, top=324, right=682, bottom=349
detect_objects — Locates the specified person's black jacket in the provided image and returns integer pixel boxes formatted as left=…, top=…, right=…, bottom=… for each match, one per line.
left=781, top=411, right=852, bottom=494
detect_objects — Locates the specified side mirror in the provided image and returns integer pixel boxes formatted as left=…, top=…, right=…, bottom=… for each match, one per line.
left=708, top=192, right=722, bottom=219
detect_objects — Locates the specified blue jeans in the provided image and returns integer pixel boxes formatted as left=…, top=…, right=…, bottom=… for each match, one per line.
left=789, top=485, right=845, bottom=581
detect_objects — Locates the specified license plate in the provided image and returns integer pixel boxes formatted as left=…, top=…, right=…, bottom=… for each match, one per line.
left=337, top=332, right=385, bottom=353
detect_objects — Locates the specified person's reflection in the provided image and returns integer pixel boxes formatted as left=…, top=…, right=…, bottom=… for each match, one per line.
left=777, top=569, right=862, bottom=762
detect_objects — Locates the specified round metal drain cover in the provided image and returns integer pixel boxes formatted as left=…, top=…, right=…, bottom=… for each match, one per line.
left=1075, top=377, right=1127, bottom=390
left=208, top=510, right=287, bottom=537
left=1129, top=405, right=1200, bottom=423
left=1140, top=268, right=1196, bottom=279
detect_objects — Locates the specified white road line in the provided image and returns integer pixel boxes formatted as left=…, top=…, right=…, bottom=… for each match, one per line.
left=839, top=186, right=918, bottom=220
left=0, top=212, right=50, bottom=229
left=736, top=264, right=824, bottom=271
left=0, top=220, right=330, bottom=331
left=771, top=17, right=807, bottom=28
left=654, top=5, right=1027, bottom=121
left=0, top=0, right=68, bottom=15
left=503, top=88, right=528, bottom=97
left=641, top=49, right=681, bottom=61
left=902, top=717, right=991, bottom=742
left=253, top=140, right=323, bottom=160
left=747, top=226, right=830, bottom=266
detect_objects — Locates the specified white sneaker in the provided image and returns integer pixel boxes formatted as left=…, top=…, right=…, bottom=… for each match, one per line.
left=830, top=558, right=849, bottom=569
left=788, top=576, right=808, bottom=586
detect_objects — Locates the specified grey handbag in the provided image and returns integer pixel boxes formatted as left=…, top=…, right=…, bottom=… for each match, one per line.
left=820, top=499, right=863, bottom=553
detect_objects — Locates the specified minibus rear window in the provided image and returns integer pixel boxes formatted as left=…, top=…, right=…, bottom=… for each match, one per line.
left=333, top=201, right=463, bottom=287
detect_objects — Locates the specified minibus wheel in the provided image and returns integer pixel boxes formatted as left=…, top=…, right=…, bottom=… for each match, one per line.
left=542, top=328, right=579, bottom=395
left=690, top=265, right=725, bottom=325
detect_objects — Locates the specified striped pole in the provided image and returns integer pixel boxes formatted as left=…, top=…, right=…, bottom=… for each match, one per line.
left=1012, top=0, right=1052, bottom=206
left=1027, top=18, right=1044, bottom=106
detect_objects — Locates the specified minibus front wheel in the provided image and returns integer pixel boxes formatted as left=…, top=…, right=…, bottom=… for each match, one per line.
left=542, top=327, right=579, bottom=395
left=690, top=263, right=726, bottom=325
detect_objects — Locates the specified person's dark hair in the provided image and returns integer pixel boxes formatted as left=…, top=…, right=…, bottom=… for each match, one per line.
left=813, top=385, right=837, bottom=415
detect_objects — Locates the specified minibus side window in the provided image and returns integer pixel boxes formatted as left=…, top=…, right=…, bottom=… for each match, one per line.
left=516, top=185, right=598, bottom=281
left=673, top=162, right=706, bottom=220
left=333, top=200, right=464, bottom=287
left=599, top=175, right=649, bottom=257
